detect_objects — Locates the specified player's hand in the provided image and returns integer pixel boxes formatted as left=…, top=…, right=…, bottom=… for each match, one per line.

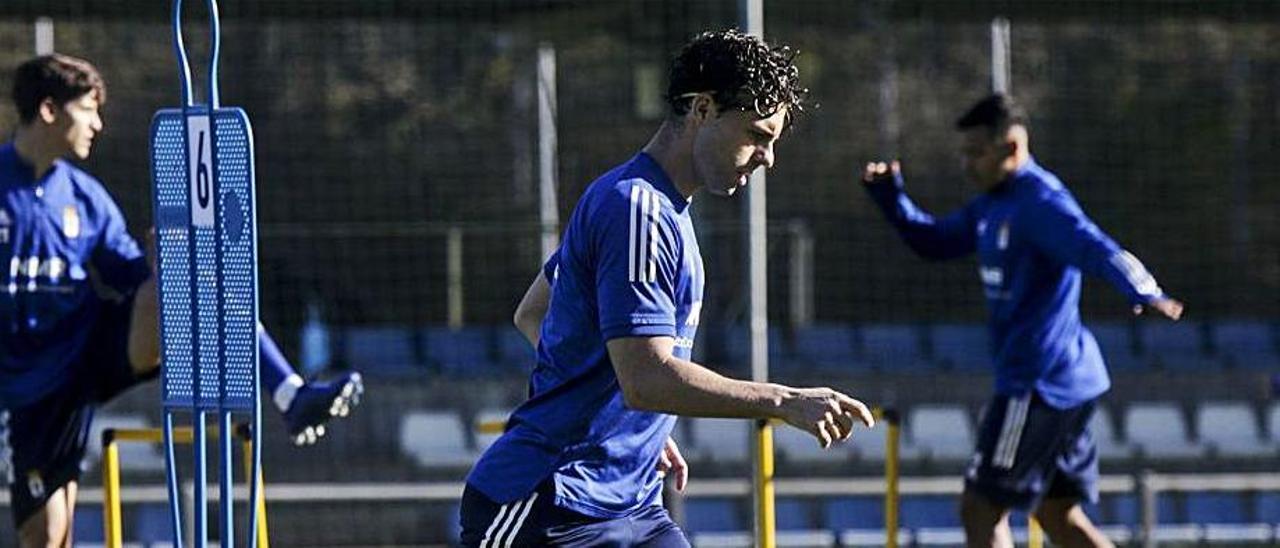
left=778, top=387, right=875, bottom=448
left=1133, top=296, right=1184, bottom=321
left=862, top=160, right=901, bottom=186
left=656, top=436, right=688, bottom=492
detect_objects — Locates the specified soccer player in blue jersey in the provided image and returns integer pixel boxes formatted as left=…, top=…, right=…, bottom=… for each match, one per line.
left=0, top=54, right=362, bottom=547
left=460, top=30, right=876, bottom=546
left=863, top=94, right=1184, bottom=548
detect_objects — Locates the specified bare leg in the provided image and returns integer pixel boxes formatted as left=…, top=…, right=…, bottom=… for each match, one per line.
left=961, top=489, right=1014, bottom=548
left=18, top=481, right=77, bottom=548
left=1035, top=497, right=1114, bottom=548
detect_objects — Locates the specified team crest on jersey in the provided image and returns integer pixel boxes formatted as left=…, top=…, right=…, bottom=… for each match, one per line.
left=26, top=471, right=44, bottom=499
left=62, top=206, right=81, bottom=238
left=997, top=221, right=1010, bottom=250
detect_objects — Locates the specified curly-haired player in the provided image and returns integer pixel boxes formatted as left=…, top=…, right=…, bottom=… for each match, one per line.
left=458, top=29, right=874, bottom=547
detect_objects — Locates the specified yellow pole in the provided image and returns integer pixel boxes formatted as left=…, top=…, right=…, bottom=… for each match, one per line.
left=1029, top=516, right=1044, bottom=548
left=881, top=408, right=900, bottom=548
left=754, top=418, right=776, bottom=548
left=103, top=434, right=124, bottom=548
left=242, top=437, right=271, bottom=548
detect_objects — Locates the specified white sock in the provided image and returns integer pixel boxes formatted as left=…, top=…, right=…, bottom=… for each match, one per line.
left=274, top=374, right=305, bottom=413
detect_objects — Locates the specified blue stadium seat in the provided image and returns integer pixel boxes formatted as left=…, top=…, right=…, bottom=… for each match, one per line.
left=1255, top=492, right=1280, bottom=522
left=776, top=497, right=815, bottom=531
left=422, top=326, right=496, bottom=376
left=929, top=324, right=990, bottom=371
left=1213, top=321, right=1279, bottom=369
left=342, top=326, right=423, bottom=375
left=794, top=324, right=860, bottom=371
left=683, top=498, right=743, bottom=533
left=1141, top=322, right=1212, bottom=370
left=496, top=327, right=536, bottom=371
left=73, top=505, right=104, bottom=543
left=725, top=327, right=794, bottom=372
left=1185, top=492, right=1248, bottom=524
left=1089, top=321, right=1144, bottom=370
left=1109, top=493, right=1180, bottom=525
left=823, top=496, right=884, bottom=530
left=900, top=496, right=959, bottom=528
left=134, top=503, right=174, bottom=543
left=860, top=324, right=930, bottom=371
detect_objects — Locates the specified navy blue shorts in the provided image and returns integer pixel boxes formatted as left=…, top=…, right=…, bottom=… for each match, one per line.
left=459, top=479, right=690, bottom=547
left=964, top=392, right=1099, bottom=511
left=4, top=297, right=152, bottom=527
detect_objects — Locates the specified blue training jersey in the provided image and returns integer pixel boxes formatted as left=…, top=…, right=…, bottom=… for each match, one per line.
left=867, top=158, right=1165, bottom=408
left=0, top=143, right=149, bottom=408
left=468, top=153, right=704, bottom=518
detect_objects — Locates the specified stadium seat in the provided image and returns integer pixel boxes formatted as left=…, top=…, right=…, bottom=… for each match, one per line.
left=690, top=532, right=751, bottom=548
left=839, top=529, right=913, bottom=548
left=1213, top=321, right=1278, bottom=369
left=928, top=324, right=990, bottom=371
left=859, top=324, right=930, bottom=371
left=774, top=423, right=854, bottom=465
left=900, top=495, right=960, bottom=528
left=793, top=324, right=860, bottom=371
left=1202, top=523, right=1273, bottom=544
left=1088, top=321, right=1144, bottom=370
left=1124, top=402, right=1205, bottom=459
left=495, top=327, right=537, bottom=371
left=422, top=326, right=497, bottom=376
left=1255, top=492, right=1280, bottom=522
left=775, top=531, right=836, bottom=547
left=1091, top=404, right=1135, bottom=461
left=72, top=505, right=105, bottom=543
left=724, top=327, right=794, bottom=372
left=472, top=408, right=512, bottom=451
left=134, top=503, right=175, bottom=544
left=1195, top=401, right=1274, bottom=458
left=342, top=326, right=423, bottom=374
left=1269, top=403, right=1280, bottom=446
left=688, top=418, right=750, bottom=465
left=398, top=410, right=475, bottom=468
left=1185, top=492, right=1249, bottom=524
left=823, top=496, right=883, bottom=530
left=1141, top=322, right=1213, bottom=370
left=85, top=413, right=165, bottom=472
left=1109, top=493, right=1180, bottom=525
left=776, top=497, right=815, bottom=530
left=683, top=497, right=743, bottom=533
left=908, top=405, right=974, bottom=461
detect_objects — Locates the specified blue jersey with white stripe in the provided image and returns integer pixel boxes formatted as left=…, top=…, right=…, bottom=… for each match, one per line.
left=0, top=143, right=149, bottom=407
left=468, top=153, right=704, bottom=518
left=867, top=158, right=1165, bottom=408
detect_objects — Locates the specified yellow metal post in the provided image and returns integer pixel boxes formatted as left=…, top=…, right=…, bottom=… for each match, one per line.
left=103, top=435, right=124, bottom=548
left=753, top=419, right=776, bottom=548
left=880, top=408, right=901, bottom=548
left=242, top=437, right=271, bottom=548
left=1029, top=516, right=1044, bottom=548
left=102, top=425, right=268, bottom=547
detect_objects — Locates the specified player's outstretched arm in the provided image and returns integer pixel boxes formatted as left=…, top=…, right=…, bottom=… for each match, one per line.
left=514, top=270, right=551, bottom=347
left=607, top=336, right=875, bottom=448
left=860, top=160, right=977, bottom=261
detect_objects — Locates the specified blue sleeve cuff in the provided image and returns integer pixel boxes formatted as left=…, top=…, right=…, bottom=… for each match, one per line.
left=601, top=322, right=677, bottom=341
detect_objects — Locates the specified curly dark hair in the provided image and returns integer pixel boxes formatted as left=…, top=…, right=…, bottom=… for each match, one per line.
left=666, top=29, right=807, bottom=122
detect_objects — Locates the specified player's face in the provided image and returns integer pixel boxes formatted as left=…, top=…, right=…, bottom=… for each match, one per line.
left=53, top=92, right=103, bottom=160
left=692, top=106, right=786, bottom=197
left=960, top=128, right=1008, bottom=190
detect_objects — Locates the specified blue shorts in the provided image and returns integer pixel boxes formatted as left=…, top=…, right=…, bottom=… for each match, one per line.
left=964, top=392, right=1099, bottom=511
left=459, top=479, right=690, bottom=547
left=3, top=297, right=153, bottom=527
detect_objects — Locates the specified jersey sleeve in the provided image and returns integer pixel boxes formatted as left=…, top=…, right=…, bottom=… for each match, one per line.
left=865, top=171, right=978, bottom=260
left=1019, top=194, right=1165, bottom=305
left=592, top=182, right=681, bottom=341
left=90, top=189, right=150, bottom=294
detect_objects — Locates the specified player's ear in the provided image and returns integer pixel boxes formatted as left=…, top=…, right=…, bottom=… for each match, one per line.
left=687, top=93, right=716, bottom=124
left=37, top=98, right=60, bottom=125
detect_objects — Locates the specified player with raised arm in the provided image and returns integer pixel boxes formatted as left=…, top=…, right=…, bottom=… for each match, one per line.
left=461, top=30, right=875, bottom=546
left=0, top=54, right=361, bottom=548
left=862, top=93, right=1183, bottom=548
